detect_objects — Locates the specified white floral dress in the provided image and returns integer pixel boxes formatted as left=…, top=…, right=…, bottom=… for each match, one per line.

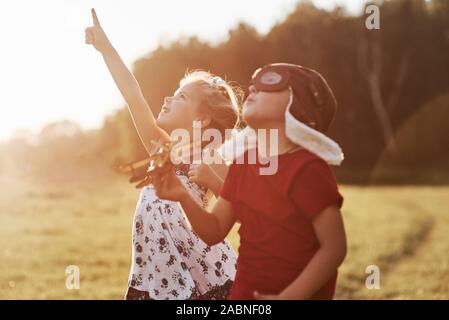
left=125, top=164, right=237, bottom=300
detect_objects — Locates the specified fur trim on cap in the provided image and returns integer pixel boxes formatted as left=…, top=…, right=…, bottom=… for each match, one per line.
left=218, top=126, right=257, bottom=163
left=285, top=88, right=344, bottom=165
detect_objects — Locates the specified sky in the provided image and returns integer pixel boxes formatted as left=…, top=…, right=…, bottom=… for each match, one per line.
left=0, top=0, right=368, bottom=141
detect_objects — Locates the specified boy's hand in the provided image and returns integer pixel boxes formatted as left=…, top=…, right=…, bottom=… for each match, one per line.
left=254, top=291, right=280, bottom=300
left=187, top=163, right=216, bottom=188
left=85, top=8, right=112, bottom=53
left=254, top=291, right=297, bottom=300
left=152, top=166, right=189, bottom=201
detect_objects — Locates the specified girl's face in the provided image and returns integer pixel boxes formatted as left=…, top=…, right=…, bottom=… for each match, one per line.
left=243, top=85, right=290, bottom=129
left=156, top=82, right=206, bottom=134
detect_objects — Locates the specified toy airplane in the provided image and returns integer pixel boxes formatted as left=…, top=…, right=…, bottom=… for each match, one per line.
left=118, top=140, right=201, bottom=189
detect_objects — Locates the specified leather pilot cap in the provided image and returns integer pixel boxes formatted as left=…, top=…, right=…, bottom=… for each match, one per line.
left=250, top=63, right=338, bottom=133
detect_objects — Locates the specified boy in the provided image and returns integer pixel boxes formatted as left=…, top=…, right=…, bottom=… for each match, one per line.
left=153, top=63, right=347, bottom=300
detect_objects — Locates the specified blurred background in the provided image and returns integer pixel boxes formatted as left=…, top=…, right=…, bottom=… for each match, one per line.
left=0, top=0, right=448, bottom=299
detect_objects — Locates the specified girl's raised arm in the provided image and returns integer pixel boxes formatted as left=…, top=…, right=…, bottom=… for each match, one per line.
left=85, top=8, right=170, bottom=154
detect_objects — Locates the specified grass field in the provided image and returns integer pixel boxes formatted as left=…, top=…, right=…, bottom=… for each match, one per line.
left=0, top=175, right=448, bottom=299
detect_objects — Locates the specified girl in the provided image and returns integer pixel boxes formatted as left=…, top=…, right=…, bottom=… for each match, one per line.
left=85, top=9, right=239, bottom=300
left=152, top=63, right=347, bottom=300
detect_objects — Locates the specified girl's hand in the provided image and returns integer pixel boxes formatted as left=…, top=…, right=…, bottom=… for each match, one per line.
left=187, top=164, right=216, bottom=189
left=152, top=166, right=189, bottom=202
left=85, top=8, right=112, bottom=53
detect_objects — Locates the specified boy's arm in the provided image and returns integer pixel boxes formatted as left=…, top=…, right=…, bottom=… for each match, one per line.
left=179, top=194, right=236, bottom=246
left=85, top=9, right=169, bottom=154
left=255, top=205, right=347, bottom=300
left=153, top=168, right=236, bottom=245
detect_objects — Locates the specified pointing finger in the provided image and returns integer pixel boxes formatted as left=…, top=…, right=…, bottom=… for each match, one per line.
left=91, top=8, right=100, bottom=26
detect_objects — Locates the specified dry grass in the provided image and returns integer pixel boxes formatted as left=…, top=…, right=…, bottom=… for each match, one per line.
left=0, top=176, right=448, bottom=299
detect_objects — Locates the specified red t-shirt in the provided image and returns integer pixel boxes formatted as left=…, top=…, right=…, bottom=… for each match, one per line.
left=220, top=148, right=343, bottom=300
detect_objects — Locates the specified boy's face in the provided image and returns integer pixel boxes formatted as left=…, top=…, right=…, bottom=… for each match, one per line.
left=243, top=85, right=290, bottom=129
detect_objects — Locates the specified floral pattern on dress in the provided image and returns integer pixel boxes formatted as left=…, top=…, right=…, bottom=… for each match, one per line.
left=126, top=164, right=237, bottom=300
